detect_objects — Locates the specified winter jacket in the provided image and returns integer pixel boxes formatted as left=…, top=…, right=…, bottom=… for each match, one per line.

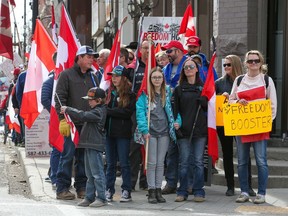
left=105, top=89, right=136, bottom=138
left=15, top=71, right=26, bottom=107
left=55, top=63, right=99, bottom=124
left=198, top=53, right=218, bottom=83
left=65, top=104, right=107, bottom=152
left=173, top=81, right=208, bottom=138
left=215, top=75, right=233, bottom=95
left=163, top=55, right=188, bottom=89
left=41, top=72, right=54, bottom=112
left=136, top=86, right=182, bottom=143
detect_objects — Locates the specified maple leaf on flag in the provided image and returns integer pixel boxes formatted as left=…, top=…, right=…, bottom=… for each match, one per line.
left=20, top=19, right=56, bottom=128
left=0, top=0, right=13, bottom=60
left=178, top=3, right=196, bottom=37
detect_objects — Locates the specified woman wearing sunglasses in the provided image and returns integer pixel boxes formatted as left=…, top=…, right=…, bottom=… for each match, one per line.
left=216, top=55, right=256, bottom=197
left=173, top=58, right=208, bottom=202
left=229, top=50, right=277, bottom=204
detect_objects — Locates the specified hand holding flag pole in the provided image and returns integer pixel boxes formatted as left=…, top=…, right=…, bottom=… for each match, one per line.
left=55, top=92, right=79, bottom=145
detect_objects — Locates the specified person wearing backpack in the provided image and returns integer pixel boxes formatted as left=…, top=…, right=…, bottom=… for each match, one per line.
left=229, top=50, right=277, bottom=204
left=216, top=55, right=256, bottom=197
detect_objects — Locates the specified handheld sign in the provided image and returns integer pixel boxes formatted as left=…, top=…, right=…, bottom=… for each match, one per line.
left=216, top=95, right=227, bottom=126
left=223, top=99, right=272, bottom=136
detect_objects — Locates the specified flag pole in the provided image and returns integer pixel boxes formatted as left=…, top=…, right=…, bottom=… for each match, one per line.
left=144, top=34, right=153, bottom=171
left=11, top=5, right=23, bottom=58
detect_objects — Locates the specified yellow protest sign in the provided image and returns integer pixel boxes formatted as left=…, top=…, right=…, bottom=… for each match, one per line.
left=223, top=99, right=272, bottom=136
left=216, top=95, right=228, bottom=126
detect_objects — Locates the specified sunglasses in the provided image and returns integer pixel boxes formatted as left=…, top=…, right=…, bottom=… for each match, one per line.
left=246, top=59, right=260, bottom=64
left=184, top=65, right=196, bottom=70
left=223, top=63, right=232, bottom=67
left=166, top=49, right=177, bottom=54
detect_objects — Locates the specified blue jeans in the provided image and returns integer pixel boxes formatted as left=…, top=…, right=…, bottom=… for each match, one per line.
left=177, top=137, right=206, bottom=198
left=106, top=137, right=131, bottom=194
left=84, top=149, right=106, bottom=202
left=49, top=147, right=61, bottom=184
left=236, top=137, right=268, bottom=195
left=165, top=141, right=179, bottom=188
left=56, top=136, right=87, bottom=193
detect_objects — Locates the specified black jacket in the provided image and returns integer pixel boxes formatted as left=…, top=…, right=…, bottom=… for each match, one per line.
left=66, top=104, right=107, bottom=152
left=215, top=75, right=233, bottom=95
left=174, top=81, right=207, bottom=138
left=106, top=89, right=136, bottom=138
left=55, top=63, right=99, bottom=124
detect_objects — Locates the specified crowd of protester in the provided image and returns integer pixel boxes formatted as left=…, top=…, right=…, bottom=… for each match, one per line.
left=1, top=35, right=277, bottom=207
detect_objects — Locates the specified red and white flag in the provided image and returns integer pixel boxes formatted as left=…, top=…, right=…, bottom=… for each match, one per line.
left=201, top=51, right=218, bottom=165
left=178, top=3, right=196, bottom=37
left=20, top=19, right=56, bottom=128
left=0, top=0, right=13, bottom=60
left=49, top=4, right=81, bottom=152
left=137, top=42, right=156, bottom=99
left=51, top=4, right=58, bottom=45
left=6, top=89, right=20, bottom=133
left=100, top=17, right=127, bottom=90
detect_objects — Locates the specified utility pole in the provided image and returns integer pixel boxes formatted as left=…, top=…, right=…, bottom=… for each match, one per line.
left=23, top=0, right=27, bottom=59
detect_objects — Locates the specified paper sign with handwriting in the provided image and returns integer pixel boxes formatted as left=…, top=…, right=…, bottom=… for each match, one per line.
left=223, top=99, right=272, bottom=135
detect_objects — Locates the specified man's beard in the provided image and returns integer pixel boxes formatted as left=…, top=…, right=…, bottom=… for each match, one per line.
left=168, top=56, right=175, bottom=63
left=188, top=50, right=198, bottom=56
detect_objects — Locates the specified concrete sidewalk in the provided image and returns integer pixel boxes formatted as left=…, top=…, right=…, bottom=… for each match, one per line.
left=16, top=146, right=288, bottom=215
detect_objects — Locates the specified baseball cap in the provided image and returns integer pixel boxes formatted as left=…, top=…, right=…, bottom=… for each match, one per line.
left=82, top=87, right=106, bottom=100
left=76, top=45, right=97, bottom=56
left=161, top=40, right=187, bottom=53
left=186, top=36, right=201, bottom=47
left=107, top=65, right=130, bottom=79
left=12, top=68, right=21, bottom=76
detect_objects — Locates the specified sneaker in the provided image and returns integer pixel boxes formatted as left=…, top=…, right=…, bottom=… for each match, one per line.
left=77, top=199, right=92, bottom=207
left=225, top=188, right=235, bottom=196
left=105, top=190, right=113, bottom=202
left=249, top=188, right=256, bottom=196
left=175, top=195, right=187, bottom=202
left=236, top=193, right=249, bottom=203
left=253, top=194, right=265, bottom=204
left=162, top=185, right=176, bottom=194
left=89, top=199, right=107, bottom=207
left=77, top=190, right=85, bottom=199
left=56, top=190, right=75, bottom=200
left=193, top=195, right=205, bottom=202
left=120, top=190, right=132, bottom=202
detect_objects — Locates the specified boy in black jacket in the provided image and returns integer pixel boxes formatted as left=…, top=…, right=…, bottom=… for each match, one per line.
left=60, top=87, right=107, bottom=207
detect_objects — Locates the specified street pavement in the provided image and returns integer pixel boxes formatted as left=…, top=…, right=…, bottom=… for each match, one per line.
left=13, top=144, right=288, bottom=215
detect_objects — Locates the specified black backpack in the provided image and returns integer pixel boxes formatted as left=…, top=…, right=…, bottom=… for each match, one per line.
left=237, top=74, right=269, bottom=88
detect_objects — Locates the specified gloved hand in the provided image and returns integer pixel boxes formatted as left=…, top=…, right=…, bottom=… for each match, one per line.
left=197, top=96, right=208, bottom=107
left=59, top=119, right=71, bottom=137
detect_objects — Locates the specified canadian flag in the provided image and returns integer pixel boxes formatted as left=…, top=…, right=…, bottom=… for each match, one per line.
left=51, top=4, right=58, bottom=45
left=49, top=4, right=81, bottom=152
left=6, top=88, right=20, bottom=133
left=178, top=3, right=196, bottom=37
left=201, top=51, right=218, bottom=165
left=0, top=0, right=13, bottom=60
left=20, top=19, right=56, bottom=128
left=100, top=17, right=127, bottom=90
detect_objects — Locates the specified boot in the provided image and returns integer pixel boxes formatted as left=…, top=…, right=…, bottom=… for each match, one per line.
left=148, top=189, right=157, bottom=204
left=156, top=188, right=166, bottom=203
